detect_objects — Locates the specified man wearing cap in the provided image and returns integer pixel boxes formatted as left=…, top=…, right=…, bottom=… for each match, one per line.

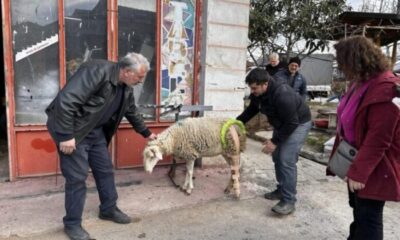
left=275, top=56, right=308, bottom=101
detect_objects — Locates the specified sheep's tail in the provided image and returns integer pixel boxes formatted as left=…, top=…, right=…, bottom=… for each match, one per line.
left=221, top=119, right=246, bottom=152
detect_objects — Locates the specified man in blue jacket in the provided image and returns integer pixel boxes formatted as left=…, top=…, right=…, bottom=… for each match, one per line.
left=275, top=56, right=308, bottom=101
left=237, top=68, right=311, bottom=215
left=46, top=53, right=157, bottom=240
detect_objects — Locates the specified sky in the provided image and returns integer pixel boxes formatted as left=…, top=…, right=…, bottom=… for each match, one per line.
left=347, top=0, right=363, bottom=10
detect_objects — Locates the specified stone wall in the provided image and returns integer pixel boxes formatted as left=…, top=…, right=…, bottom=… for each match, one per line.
left=199, top=0, right=250, bottom=118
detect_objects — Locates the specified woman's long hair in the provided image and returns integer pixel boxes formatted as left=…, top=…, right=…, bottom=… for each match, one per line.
left=334, top=36, right=391, bottom=83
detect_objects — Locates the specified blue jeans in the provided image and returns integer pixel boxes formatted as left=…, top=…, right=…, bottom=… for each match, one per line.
left=348, top=190, right=385, bottom=240
left=60, top=128, right=118, bottom=227
left=272, top=121, right=311, bottom=204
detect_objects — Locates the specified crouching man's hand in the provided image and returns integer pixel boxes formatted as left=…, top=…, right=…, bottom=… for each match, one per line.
left=147, top=133, right=157, bottom=141
left=60, top=138, right=76, bottom=155
left=262, top=139, right=276, bottom=154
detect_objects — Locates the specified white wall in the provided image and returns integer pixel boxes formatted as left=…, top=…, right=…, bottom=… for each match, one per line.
left=199, top=0, right=250, bottom=118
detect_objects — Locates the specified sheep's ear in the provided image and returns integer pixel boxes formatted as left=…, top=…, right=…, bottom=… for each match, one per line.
left=150, top=148, right=162, bottom=161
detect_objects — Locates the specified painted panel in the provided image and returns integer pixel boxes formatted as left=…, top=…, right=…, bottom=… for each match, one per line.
left=160, top=0, right=196, bottom=120
left=16, top=131, right=58, bottom=177
left=10, top=0, right=60, bottom=124
left=115, top=126, right=170, bottom=168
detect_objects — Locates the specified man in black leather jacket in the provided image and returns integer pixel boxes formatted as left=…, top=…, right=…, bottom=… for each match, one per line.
left=46, top=53, right=156, bottom=240
left=237, top=68, right=311, bottom=216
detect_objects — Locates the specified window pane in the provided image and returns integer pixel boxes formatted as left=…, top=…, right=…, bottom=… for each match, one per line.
left=65, top=0, right=107, bottom=79
left=11, top=0, right=60, bottom=124
left=161, top=0, right=196, bottom=120
left=118, top=0, right=157, bottom=120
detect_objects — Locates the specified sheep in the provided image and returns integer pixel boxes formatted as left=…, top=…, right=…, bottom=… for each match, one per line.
left=143, top=117, right=246, bottom=198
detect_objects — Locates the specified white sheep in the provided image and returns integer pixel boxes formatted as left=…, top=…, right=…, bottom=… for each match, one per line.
left=143, top=117, right=246, bottom=198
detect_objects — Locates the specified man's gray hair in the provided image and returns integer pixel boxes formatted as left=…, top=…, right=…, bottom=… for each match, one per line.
left=119, top=52, right=150, bottom=72
left=269, top=52, right=279, bottom=60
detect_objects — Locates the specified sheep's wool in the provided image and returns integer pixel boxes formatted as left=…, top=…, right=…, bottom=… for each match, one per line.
left=150, top=117, right=246, bottom=160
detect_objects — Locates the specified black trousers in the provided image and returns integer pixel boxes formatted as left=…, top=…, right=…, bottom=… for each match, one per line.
left=347, top=190, right=385, bottom=240
left=60, top=128, right=118, bottom=226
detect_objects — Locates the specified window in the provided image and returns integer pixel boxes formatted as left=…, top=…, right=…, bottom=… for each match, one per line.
left=8, top=0, right=200, bottom=124
left=118, top=0, right=157, bottom=120
left=65, top=0, right=108, bottom=79
left=11, top=0, right=60, bottom=124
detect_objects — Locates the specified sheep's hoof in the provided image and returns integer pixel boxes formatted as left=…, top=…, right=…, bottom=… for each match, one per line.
left=224, top=188, right=232, bottom=194
left=179, top=186, right=186, bottom=192
left=185, top=188, right=192, bottom=196
left=234, top=194, right=241, bottom=200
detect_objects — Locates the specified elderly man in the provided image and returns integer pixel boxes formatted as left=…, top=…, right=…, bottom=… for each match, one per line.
left=265, top=52, right=287, bottom=76
left=46, top=53, right=157, bottom=240
left=275, top=56, right=308, bottom=101
left=237, top=68, right=311, bottom=215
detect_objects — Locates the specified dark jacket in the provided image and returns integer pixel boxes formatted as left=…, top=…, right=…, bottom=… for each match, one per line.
left=265, top=61, right=287, bottom=76
left=274, top=70, right=307, bottom=101
left=46, top=60, right=151, bottom=145
left=328, top=71, right=400, bottom=201
left=237, top=80, right=311, bottom=145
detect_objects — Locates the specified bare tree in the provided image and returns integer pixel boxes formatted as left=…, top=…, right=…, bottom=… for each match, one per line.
left=360, top=0, right=398, bottom=13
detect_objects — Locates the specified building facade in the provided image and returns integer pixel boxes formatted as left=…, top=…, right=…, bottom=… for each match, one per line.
left=1, top=0, right=249, bottom=180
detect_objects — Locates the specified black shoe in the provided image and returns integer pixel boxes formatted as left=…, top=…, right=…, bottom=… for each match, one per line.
left=264, top=189, right=282, bottom=200
left=99, top=207, right=132, bottom=224
left=271, top=200, right=295, bottom=215
left=64, top=225, right=90, bottom=240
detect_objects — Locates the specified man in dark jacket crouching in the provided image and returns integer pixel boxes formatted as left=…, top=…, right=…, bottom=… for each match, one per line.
left=46, top=53, right=157, bottom=240
left=237, top=68, right=311, bottom=215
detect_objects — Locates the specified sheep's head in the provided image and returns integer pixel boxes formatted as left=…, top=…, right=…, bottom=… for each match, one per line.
left=143, top=144, right=163, bottom=173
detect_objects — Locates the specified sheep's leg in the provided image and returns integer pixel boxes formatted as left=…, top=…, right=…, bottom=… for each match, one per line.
left=223, top=155, right=240, bottom=198
left=223, top=156, right=234, bottom=194
left=180, top=159, right=194, bottom=193
left=183, top=160, right=195, bottom=195
left=226, top=126, right=241, bottom=199
left=180, top=166, right=189, bottom=192
left=230, top=154, right=241, bottom=199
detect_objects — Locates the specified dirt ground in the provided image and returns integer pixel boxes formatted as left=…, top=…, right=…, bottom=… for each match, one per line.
left=1, top=137, right=399, bottom=240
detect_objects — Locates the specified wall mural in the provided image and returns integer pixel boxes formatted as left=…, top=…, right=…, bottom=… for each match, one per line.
left=161, top=0, right=196, bottom=111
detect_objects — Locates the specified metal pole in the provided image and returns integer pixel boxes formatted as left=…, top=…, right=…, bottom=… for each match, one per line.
left=392, top=41, right=398, bottom=67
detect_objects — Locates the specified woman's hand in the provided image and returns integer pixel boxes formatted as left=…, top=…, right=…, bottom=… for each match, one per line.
left=345, top=177, right=366, bottom=192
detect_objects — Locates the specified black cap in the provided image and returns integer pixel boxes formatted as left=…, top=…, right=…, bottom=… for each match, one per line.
left=288, top=57, right=301, bottom=66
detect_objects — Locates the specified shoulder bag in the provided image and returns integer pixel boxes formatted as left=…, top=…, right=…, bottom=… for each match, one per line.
left=328, top=139, right=357, bottom=179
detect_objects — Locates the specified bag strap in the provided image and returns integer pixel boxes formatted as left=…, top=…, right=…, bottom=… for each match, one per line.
left=338, top=86, right=356, bottom=139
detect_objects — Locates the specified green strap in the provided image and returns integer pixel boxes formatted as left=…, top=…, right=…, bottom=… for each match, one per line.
left=220, top=119, right=246, bottom=149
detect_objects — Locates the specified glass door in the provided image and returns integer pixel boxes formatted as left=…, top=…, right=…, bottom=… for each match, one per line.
left=11, top=0, right=60, bottom=124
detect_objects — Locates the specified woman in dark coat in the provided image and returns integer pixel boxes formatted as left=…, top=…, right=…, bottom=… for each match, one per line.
left=328, top=36, right=400, bottom=240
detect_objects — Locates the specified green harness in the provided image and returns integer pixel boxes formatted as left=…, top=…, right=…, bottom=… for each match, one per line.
left=220, top=119, right=246, bottom=149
